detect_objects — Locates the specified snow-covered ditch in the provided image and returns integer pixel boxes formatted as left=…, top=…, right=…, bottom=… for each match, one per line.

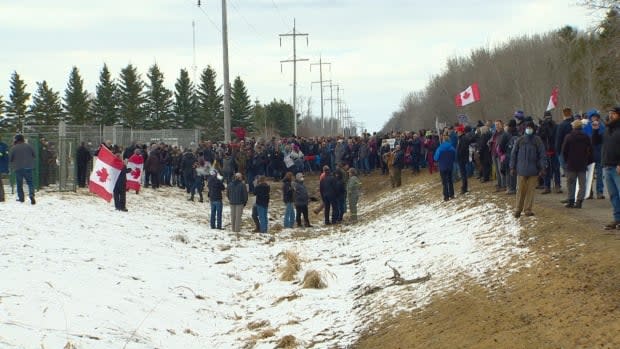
left=0, top=185, right=527, bottom=348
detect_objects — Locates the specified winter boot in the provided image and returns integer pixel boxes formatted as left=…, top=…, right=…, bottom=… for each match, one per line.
left=564, top=200, right=575, bottom=208
left=574, top=200, right=583, bottom=209
left=188, top=195, right=194, bottom=201
left=198, top=193, right=204, bottom=203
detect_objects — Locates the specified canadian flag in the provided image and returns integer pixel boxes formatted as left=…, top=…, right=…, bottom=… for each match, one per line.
left=455, top=83, right=481, bottom=107
left=88, top=145, right=123, bottom=202
left=546, top=87, right=559, bottom=111
left=126, top=153, right=144, bottom=192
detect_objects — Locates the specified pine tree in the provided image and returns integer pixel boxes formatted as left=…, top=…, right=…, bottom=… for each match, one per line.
left=30, top=81, right=63, bottom=125
left=230, top=76, right=253, bottom=132
left=266, top=99, right=294, bottom=136
left=92, top=64, right=118, bottom=126
left=3, top=71, right=31, bottom=133
left=63, top=66, right=91, bottom=125
left=118, top=64, right=147, bottom=128
left=174, top=69, right=198, bottom=128
left=0, top=95, right=4, bottom=122
left=145, top=63, right=173, bottom=129
left=197, top=66, right=224, bottom=140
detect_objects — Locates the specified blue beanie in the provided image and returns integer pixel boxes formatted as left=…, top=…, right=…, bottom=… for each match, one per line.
left=513, top=110, right=525, bottom=120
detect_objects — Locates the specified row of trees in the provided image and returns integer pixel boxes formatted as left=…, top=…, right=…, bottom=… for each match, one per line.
left=0, top=64, right=299, bottom=139
left=383, top=8, right=620, bottom=132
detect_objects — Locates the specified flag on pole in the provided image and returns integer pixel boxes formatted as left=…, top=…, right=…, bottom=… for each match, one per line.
left=126, top=153, right=144, bottom=192
left=89, top=145, right=123, bottom=202
left=546, top=87, right=559, bottom=111
left=455, top=83, right=481, bottom=107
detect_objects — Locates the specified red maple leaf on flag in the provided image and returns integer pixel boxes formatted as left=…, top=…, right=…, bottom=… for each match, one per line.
left=462, top=91, right=471, bottom=99
left=131, top=168, right=141, bottom=179
left=96, top=167, right=109, bottom=183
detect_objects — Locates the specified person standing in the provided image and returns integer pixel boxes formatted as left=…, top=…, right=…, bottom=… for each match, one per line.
left=293, top=172, right=311, bottom=227
left=346, top=168, right=362, bottom=223
left=9, top=135, right=36, bottom=205
left=456, top=125, right=473, bottom=194
left=253, top=175, right=270, bottom=233
left=227, top=172, right=248, bottom=233
left=76, top=142, right=92, bottom=188
left=282, top=172, right=295, bottom=228
left=434, top=133, right=457, bottom=201
left=561, top=119, right=593, bottom=208
left=602, top=106, right=620, bottom=231
left=510, top=122, right=547, bottom=218
left=392, top=144, right=405, bottom=187
left=207, top=169, right=226, bottom=229
left=113, top=151, right=131, bottom=212
left=555, top=108, right=574, bottom=176
left=583, top=109, right=606, bottom=199
left=0, top=136, right=8, bottom=202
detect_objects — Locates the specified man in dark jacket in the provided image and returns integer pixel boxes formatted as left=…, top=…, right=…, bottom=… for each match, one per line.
left=539, top=111, right=561, bottom=194
left=583, top=109, right=606, bottom=199
left=602, top=106, right=620, bottom=230
left=253, top=175, right=270, bottom=233
left=9, top=134, right=37, bottom=204
left=320, top=167, right=339, bottom=225
left=456, top=125, right=473, bottom=194
left=561, top=119, right=593, bottom=208
left=207, top=170, right=226, bottom=229
left=510, top=122, right=547, bottom=218
left=555, top=107, right=574, bottom=176
left=76, top=142, right=92, bottom=188
left=227, top=173, right=248, bottom=233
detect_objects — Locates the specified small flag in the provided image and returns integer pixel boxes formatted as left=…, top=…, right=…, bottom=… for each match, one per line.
left=455, top=83, right=481, bottom=107
left=89, top=145, right=123, bottom=202
left=126, top=153, right=144, bottom=192
left=546, top=87, right=559, bottom=111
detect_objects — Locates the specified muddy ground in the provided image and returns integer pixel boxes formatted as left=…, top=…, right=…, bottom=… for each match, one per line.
left=354, top=170, right=620, bottom=349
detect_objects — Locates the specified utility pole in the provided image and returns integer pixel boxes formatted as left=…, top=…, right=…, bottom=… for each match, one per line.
left=192, top=20, right=197, bottom=83
left=279, top=19, right=308, bottom=136
left=221, top=0, right=232, bottom=143
left=324, top=82, right=338, bottom=136
left=310, top=56, right=330, bottom=134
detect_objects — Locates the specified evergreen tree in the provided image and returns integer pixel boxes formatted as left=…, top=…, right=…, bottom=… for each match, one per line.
left=265, top=99, right=294, bottom=136
left=174, top=69, right=199, bottom=128
left=253, top=99, right=267, bottom=135
left=145, top=63, right=173, bottom=129
left=0, top=95, right=4, bottom=122
left=118, top=64, right=147, bottom=128
left=595, top=10, right=620, bottom=106
left=3, top=71, right=31, bottom=133
left=63, top=66, right=91, bottom=125
left=197, top=66, right=224, bottom=140
left=92, top=64, right=118, bottom=126
left=230, top=76, right=253, bottom=132
left=30, top=81, right=63, bottom=125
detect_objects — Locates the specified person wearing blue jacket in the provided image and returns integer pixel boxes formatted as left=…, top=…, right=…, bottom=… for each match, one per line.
left=583, top=109, right=606, bottom=199
left=510, top=122, right=547, bottom=218
left=434, top=134, right=456, bottom=201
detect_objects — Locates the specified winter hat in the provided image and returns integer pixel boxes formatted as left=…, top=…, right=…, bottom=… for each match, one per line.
left=571, top=119, right=583, bottom=129
left=543, top=111, right=552, bottom=118
left=295, top=172, right=304, bottom=181
left=586, top=108, right=600, bottom=119
left=514, top=110, right=525, bottom=120
left=608, top=106, right=620, bottom=114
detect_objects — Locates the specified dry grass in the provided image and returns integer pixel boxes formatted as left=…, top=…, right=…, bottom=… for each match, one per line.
left=258, top=328, right=276, bottom=338
left=279, top=250, right=302, bottom=281
left=247, top=319, right=270, bottom=330
left=273, top=292, right=301, bottom=305
left=302, top=269, right=327, bottom=289
left=171, top=234, right=190, bottom=244
left=275, top=335, right=297, bottom=348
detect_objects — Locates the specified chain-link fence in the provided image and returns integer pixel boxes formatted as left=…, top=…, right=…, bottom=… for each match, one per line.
left=2, top=123, right=201, bottom=193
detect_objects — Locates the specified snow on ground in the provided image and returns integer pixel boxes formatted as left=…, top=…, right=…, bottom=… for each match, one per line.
left=0, top=183, right=528, bottom=349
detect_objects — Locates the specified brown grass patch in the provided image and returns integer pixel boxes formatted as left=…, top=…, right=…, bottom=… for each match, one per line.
left=247, top=319, right=270, bottom=330
left=273, top=292, right=301, bottom=305
left=171, top=234, right=190, bottom=244
left=279, top=250, right=302, bottom=281
left=258, top=328, right=276, bottom=338
left=275, top=335, right=297, bottom=348
left=302, top=269, right=327, bottom=289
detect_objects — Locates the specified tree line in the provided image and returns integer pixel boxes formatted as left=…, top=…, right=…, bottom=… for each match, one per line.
left=0, top=64, right=299, bottom=139
left=383, top=7, right=620, bottom=132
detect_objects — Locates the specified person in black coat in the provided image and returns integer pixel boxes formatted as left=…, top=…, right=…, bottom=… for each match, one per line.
left=227, top=173, right=248, bottom=233
left=207, top=170, right=226, bottom=229
left=456, top=125, right=473, bottom=194
left=555, top=108, right=574, bottom=175
left=76, top=142, right=92, bottom=188
left=561, top=120, right=593, bottom=208
left=320, top=168, right=339, bottom=225
left=113, top=151, right=131, bottom=212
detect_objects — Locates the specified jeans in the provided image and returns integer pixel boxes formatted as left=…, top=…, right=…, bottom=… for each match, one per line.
left=256, top=204, right=268, bottom=233
left=544, top=154, right=561, bottom=189
left=283, top=202, right=295, bottom=228
left=458, top=161, right=468, bottom=192
left=604, top=167, right=620, bottom=222
left=440, top=169, right=454, bottom=200
left=210, top=200, right=223, bottom=229
left=595, top=161, right=604, bottom=195
left=15, top=168, right=35, bottom=201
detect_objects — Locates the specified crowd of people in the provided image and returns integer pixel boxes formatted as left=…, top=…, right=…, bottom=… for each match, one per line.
left=2, top=104, right=619, bottom=234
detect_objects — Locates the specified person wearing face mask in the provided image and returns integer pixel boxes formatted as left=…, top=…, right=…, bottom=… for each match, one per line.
left=510, top=121, right=547, bottom=218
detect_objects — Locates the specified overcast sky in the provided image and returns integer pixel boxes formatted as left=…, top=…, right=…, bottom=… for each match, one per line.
left=0, top=0, right=595, bottom=132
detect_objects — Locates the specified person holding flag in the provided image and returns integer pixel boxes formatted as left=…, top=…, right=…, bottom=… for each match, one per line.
left=113, top=151, right=131, bottom=212
left=126, top=148, right=144, bottom=194
left=89, top=144, right=124, bottom=205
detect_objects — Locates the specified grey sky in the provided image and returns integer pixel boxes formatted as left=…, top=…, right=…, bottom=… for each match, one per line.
left=0, top=0, right=594, bottom=133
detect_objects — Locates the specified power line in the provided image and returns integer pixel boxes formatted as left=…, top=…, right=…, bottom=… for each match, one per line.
left=270, top=0, right=289, bottom=28
left=310, top=56, right=331, bottom=134
left=279, top=19, right=309, bottom=136
left=228, top=0, right=270, bottom=41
